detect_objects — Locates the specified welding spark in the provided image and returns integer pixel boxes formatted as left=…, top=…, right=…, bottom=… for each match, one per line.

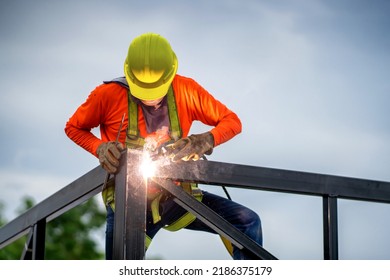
left=140, top=153, right=156, bottom=179
left=140, top=128, right=168, bottom=180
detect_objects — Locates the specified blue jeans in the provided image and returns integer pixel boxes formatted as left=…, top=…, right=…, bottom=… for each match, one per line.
left=105, top=191, right=262, bottom=260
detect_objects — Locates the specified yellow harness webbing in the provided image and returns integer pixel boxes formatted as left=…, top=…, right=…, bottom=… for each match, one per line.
left=163, top=183, right=203, bottom=231
left=125, top=85, right=181, bottom=149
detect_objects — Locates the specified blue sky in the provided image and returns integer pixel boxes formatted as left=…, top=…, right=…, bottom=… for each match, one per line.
left=1, top=0, right=389, bottom=259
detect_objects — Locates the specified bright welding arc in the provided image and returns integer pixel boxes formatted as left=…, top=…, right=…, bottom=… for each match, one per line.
left=139, top=152, right=156, bottom=180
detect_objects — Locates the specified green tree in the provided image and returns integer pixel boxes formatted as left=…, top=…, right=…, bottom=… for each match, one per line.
left=0, top=196, right=106, bottom=260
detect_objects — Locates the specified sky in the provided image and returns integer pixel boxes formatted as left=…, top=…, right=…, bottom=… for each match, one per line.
left=1, top=0, right=390, bottom=260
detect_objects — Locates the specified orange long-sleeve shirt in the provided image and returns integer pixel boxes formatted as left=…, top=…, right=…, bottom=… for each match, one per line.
left=65, top=74, right=242, bottom=157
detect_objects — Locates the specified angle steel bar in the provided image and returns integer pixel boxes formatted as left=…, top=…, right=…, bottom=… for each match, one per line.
left=155, top=160, right=390, bottom=203
left=323, top=196, right=339, bottom=260
left=153, top=178, right=278, bottom=260
left=113, top=150, right=146, bottom=260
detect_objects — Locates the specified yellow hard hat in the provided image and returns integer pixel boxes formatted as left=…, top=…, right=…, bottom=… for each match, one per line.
left=124, top=33, right=178, bottom=101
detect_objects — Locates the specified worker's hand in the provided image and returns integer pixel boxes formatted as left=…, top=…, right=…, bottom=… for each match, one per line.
left=96, top=142, right=125, bottom=174
left=166, top=132, right=214, bottom=162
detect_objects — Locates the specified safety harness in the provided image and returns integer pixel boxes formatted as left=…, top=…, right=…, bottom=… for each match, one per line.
left=101, top=77, right=202, bottom=247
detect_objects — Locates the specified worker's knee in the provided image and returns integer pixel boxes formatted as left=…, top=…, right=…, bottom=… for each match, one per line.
left=235, top=207, right=262, bottom=245
left=238, top=207, right=261, bottom=228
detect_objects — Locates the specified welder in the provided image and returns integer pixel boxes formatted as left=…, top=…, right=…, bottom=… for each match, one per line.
left=65, top=33, right=262, bottom=259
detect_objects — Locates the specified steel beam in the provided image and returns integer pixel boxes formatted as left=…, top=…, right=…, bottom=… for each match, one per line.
left=323, top=196, right=338, bottom=260
left=155, top=160, right=390, bottom=203
left=113, top=150, right=146, bottom=260
left=32, top=219, right=46, bottom=260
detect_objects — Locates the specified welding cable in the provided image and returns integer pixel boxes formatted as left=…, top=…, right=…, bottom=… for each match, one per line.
left=201, top=155, right=232, bottom=201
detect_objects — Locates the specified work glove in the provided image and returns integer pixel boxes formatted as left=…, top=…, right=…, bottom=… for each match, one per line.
left=96, top=142, right=125, bottom=174
left=167, top=132, right=214, bottom=162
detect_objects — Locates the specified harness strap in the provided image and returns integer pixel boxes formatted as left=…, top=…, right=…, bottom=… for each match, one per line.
left=150, top=192, right=164, bottom=224
left=125, top=94, right=145, bottom=149
left=102, top=178, right=116, bottom=211
left=163, top=183, right=203, bottom=231
left=166, top=87, right=181, bottom=141
left=149, top=182, right=203, bottom=227
left=125, top=85, right=181, bottom=149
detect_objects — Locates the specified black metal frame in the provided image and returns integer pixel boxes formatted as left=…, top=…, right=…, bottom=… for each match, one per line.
left=0, top=166, right=105, bottom=258
left=1, top=149, right=390, bottom=259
